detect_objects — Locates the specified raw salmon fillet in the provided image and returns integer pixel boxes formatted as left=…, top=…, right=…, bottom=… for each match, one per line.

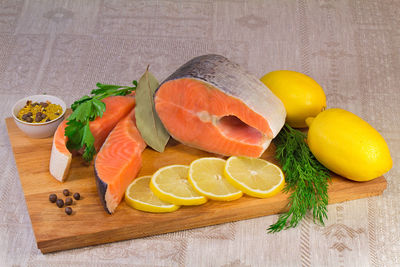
left=154, top=54, right=286, bottom=157
left=49, top=96, right=135, bottom=182
left=90, top=96, right=136, bottom=152
left=94, top=108, right=146, bottom=214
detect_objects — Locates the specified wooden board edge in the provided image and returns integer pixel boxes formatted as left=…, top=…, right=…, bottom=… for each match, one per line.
left=37, top=176, right=387, bottom=254
left=327, top=175, right=387, bottom=204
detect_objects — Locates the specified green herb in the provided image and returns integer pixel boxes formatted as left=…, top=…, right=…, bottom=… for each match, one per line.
left=135, top=66, right=170, bottom=152
left=65, top=81, right=137, bottom=161
left=268, top=124, right=330, bottom=233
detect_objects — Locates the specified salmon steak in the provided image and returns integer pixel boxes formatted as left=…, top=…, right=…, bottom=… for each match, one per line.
left=154, top=54, right=286, bottom=157
left=94, top=108, right=146, bottom=214
left=49, top=96, right=135, bottom=182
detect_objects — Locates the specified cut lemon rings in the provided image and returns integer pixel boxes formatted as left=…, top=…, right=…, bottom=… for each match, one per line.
left=188, top=157, right=243, bottom=201
left=224, top=156, right=285, bottom=198
left=150, top=165, right=207, bottom=206
left=125, top=176, right=180, bottom=213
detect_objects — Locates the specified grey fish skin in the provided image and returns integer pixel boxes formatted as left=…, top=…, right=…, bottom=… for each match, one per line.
left=156, top=54, right=286, bottom=137
left=94, top=163, right=111, bottom=214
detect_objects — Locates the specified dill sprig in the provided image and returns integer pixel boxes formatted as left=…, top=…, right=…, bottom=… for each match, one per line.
left=268, top=124, right=331, bottom=233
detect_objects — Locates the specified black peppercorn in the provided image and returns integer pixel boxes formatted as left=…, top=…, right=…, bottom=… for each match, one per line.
left=49, top=194, right=57, bottom=203
left=40, top=102, right=49, bottom=108
left=35, top=113, right=42, bottom=122
left=73, top=192, right=80, bottom=200
left=65, top=207, right=72, bottom=215
left=56, top=199, right=64, bottom=208
left=63, top=189, right=70, bottom=196
left=65, top=197, right=73, bottom=206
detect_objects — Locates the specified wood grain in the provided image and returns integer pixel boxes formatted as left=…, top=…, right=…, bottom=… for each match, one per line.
left=5, top=117, right=387, bottom=253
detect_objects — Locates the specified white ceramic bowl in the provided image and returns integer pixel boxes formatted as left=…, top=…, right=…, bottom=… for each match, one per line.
left=12, top=95, right=67, bottom=138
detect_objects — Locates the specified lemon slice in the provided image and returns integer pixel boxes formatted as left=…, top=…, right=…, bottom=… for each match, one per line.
left=150, top=165, right=207, bottom=206
left=224, top=156, right=285, bottom=198
left=125, top=176, right=180, bottom=213
left=188, top=157, right=243, bottom=201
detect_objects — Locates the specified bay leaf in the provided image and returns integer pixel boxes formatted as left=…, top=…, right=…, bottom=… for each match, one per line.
left=135, top=67, right=170, bottom=152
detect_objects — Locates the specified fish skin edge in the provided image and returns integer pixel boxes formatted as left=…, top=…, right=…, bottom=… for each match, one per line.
left=94, top=161, right=111, bottom=214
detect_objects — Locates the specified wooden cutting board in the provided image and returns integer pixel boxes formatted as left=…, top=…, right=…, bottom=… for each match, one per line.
left=5, top=117, right=387, bottom=253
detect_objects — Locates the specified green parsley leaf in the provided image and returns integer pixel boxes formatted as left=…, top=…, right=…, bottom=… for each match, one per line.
left=81, top=123, right=95, bottom=161
left=71, top=95, right=91, bottom=111
left=91, top=99, right=106, bottom=119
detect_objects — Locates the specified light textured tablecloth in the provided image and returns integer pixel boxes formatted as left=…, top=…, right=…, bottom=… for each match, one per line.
left=1, top=0, right=399, bottom=266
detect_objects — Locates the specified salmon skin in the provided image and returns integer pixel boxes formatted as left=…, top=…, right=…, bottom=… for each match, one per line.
left=154, top=54, right=286, bottom=157
left=49, top=96, right=135, bottom=182
left=94, top=107, right=146, bottom=214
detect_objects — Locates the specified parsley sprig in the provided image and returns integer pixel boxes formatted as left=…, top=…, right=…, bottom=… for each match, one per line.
left=65, top=81, right=137, bottom=162
left=268, top=124, right=331, bottom=233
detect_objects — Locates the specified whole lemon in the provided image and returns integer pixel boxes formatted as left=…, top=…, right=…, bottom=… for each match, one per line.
left=306, top=108, right=392, bottom=181
left=261, top=70, right=326, bottom=128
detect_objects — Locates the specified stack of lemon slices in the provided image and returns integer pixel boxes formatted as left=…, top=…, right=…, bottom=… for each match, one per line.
left=125, top=156, right=285, bottom=213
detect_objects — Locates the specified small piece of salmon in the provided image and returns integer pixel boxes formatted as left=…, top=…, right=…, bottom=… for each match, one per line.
left=94, top=107, right=146, bottom=214
left=49, top=120, right=72, bottom=182
left=154, top=54, right=286, bottom=157
left=49, top=96, right=135, bottom=182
